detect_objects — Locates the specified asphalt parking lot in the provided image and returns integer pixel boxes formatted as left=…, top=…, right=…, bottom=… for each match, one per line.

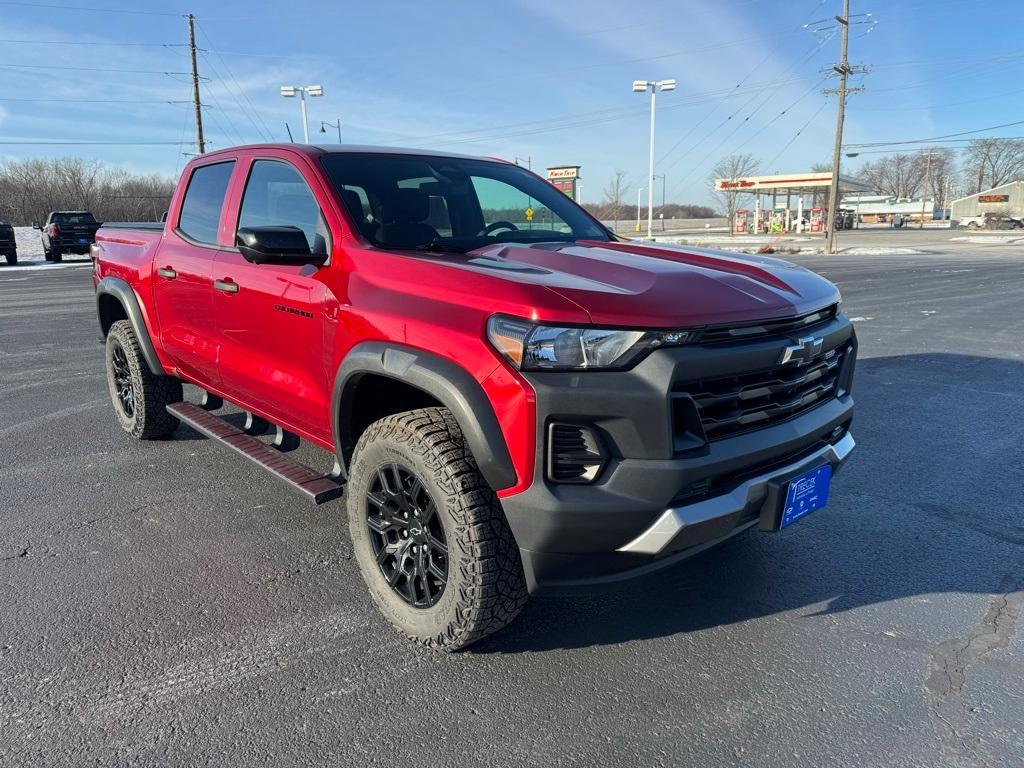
left=1, top=246, right=1023, bottom=767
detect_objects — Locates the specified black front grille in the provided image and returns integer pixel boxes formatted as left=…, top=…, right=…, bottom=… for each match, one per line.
left=697, top=305, right=837, bottom=345
left=674, top=343, right=851, bottom=442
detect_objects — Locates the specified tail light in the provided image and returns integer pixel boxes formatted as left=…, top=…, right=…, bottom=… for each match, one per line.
left=48, top=223, right=59, bottom=238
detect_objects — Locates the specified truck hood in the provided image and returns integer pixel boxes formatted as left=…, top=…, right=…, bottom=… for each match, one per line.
left=425, top=239, right=840, bottom=327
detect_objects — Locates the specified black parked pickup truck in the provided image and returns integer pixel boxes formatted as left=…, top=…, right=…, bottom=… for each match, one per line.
left=37, top=211, right=101, bottom=263
left=0, top=222, right=16, bottom=265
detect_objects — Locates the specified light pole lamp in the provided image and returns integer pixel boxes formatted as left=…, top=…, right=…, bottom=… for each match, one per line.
left=320, top=118, right=342, bottom=143
left=280, top=84, right=323, bottom=144
left=632, top=78, right=675, bottom=239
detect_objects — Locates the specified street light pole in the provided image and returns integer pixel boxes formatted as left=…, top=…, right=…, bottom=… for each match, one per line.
left=633, top=79, right=675, bottom=240
left=320, top=119, right=342, bottom=142
left=280, top=85, right=324, bottom=144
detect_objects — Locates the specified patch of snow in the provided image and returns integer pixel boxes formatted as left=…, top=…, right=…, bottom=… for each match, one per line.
left=949, top=235, right=1024, bottom=244
left=848, top=316, right=874, bottom=322
left=839, top=247, right=925, bottom=255
left=0, top=226, right=91, bottom=270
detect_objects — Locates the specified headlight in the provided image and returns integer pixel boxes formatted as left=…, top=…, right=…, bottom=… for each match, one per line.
left=487, top=315, right=696, bottom=371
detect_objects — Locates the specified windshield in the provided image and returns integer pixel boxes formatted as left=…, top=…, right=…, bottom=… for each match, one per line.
left=319, top=153, right=609, bottom=252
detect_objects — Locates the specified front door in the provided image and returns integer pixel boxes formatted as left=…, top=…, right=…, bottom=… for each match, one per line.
left=153, top=159, right=236, bottom=388
left=212, top=158, right=331, bottom=439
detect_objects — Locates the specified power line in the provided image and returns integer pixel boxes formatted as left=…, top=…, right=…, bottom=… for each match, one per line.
left=0, top=140, right=194, bottom=145
left=194, top=21, right=272, bottom=142
left=0, top=38, right=186, bottom=47
left=845, top=119, right=1024, bottom=149
left=0, top=97, right=194, bottom=103
left=0, top=63, right=198, bottom=75
left=0, top=1, right=182, bottom=15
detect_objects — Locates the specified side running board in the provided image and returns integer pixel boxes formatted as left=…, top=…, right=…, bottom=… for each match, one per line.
left=167, top=402, right=344, bottom=504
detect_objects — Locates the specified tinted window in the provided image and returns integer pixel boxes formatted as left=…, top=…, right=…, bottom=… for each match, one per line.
left=320, top=153, right=607, bottom=252
left=238, top=160, right=329, bottom=255
left=178, top=161, right=235, bottom=244
left=53, top=213, right=96, bottom=225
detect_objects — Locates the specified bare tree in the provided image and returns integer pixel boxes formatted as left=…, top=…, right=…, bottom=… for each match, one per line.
left=0, top=158, right=175, bottom=225
left=855, top=153, right=927, bottom=199
left=709, top=153, right=759, bottom=234
left=601, top=170, right=629, bottom=232
left=961, top=138, right=1024, bottom=194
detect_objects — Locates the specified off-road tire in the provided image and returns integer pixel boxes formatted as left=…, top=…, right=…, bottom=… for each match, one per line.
left=347, top=407, right=528, bottom=651
left=3, top=253, right=15, bottom=266
left=105, top=320, right=182, bottom=439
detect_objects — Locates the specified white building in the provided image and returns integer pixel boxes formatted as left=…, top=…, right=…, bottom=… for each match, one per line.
left=840, top=194, right=936, bottom=223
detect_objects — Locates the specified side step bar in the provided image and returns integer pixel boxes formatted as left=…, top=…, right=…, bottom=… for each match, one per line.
left=168, top=402, right=344, bottom=504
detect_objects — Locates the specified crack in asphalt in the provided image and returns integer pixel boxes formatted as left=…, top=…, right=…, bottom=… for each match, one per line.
left=923, top=562, right=1024, bottom=767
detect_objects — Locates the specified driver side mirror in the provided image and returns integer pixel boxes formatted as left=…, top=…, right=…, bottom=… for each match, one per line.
left=32, top=222, right=41, bottom=230
left=235, top=226, right=326, bottom=266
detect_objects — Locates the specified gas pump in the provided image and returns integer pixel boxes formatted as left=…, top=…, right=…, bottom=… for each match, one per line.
left=770, top=207, right=785, bottom=233
left=734, top=209, right=751, bottom=234
left=756, top=209, right=770, bottom=234
left=809, top=207, right=825, bottom=233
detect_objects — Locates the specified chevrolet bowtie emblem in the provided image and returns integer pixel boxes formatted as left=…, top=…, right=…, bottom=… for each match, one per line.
left=779, top=336, right=823, bottom=365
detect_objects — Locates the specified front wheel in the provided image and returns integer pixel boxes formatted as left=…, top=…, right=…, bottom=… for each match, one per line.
left=347, top=407, right=528, bottom=651
left=967, top=221, right=978, bottom=230
left=105, top=320, right=182, bottom=439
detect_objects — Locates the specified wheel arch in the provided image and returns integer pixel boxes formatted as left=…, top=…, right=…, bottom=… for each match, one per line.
left=333, top=342, right=517, bottom=491
left=95, top=276, right=166, bottom=375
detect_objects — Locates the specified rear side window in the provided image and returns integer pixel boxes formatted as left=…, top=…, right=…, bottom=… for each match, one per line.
left=178, top=161, right=235, bottom=245
left=53, top=213, right=96, bottom=225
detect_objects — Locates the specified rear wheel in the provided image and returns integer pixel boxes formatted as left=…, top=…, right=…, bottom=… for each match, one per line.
left=105, top=320, right=182, bottom=439
left=3, top=252, right=15, bottom=266
left=347, top=407, right=528, bottom=651
left=51, top=248, right=62, bottom=263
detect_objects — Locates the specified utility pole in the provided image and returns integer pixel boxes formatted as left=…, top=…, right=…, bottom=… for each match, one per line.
left=918, top=151, right=936, bottom=229
left=823, top=0, right=851, bottom=254
left=187, top=13, right=205, bottom=154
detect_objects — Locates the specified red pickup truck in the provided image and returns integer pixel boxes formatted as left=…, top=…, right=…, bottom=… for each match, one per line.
left=93, top=144, right=857, bottom=650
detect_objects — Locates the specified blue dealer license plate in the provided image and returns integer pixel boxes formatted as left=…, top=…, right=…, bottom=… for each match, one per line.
left=779, top=465, right=832, bottom=529
left=78, top=238, right=88, bottom=244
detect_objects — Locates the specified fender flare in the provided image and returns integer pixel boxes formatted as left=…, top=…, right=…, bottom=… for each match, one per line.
left=332, top=342, right=517, bottom=491
left=95, top=276, right=166, bottom=375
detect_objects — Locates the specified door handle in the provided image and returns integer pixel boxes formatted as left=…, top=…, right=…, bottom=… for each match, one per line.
left=213, top=278, right=239, bottom=294
left=156, top=266, right=177, bottom=279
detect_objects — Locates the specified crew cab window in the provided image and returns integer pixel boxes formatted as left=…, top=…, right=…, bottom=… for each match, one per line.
left=178, top=161, right=235, bottom=245
left=238, top=160, right=329, bottom=255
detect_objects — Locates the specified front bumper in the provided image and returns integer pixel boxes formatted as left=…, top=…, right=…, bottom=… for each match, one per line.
left=499, top=313, right=857, bottom=591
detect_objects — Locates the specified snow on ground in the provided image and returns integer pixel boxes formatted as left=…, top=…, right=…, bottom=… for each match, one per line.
left=948, top=235, right=1024, bottom=244
left=839, top=247, right=925, bottom=255
left=1, top=227, right=92, bottom=271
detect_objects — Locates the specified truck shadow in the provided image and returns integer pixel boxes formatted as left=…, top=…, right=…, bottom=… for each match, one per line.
left=473, top=352, right=1024, bottom=653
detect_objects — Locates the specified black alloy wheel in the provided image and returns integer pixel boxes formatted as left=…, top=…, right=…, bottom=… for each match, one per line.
left=110, top=341, right=135, bottom=418
left=365, top=463, right=448, bottom=608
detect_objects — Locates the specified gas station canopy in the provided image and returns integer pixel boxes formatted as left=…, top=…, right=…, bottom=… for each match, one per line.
left=714, top=171, right=869, bottom=195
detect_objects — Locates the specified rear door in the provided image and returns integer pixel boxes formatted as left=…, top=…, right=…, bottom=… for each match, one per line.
left=212, top=155, right=331, bottom=438
left=153, top=159, right=236, bottom=388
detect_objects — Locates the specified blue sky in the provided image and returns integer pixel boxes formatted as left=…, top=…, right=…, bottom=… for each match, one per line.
left=0, top=0, right=1020, bottom=205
